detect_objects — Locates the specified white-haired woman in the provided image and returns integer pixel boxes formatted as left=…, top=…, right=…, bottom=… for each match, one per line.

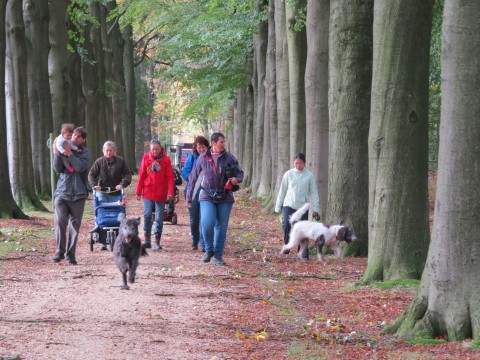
left=88, top=140, right=133, bottom=249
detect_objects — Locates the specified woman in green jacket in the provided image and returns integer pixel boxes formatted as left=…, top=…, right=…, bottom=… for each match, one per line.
left=275, top=153, right=320, bottom=255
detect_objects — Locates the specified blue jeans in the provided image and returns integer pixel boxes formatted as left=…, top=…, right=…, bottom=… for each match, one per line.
left=200, top=201, right=233, bottom=259
left=188, top=190, right=204, bottom=249
left=143, top=199, right=166, bottom=236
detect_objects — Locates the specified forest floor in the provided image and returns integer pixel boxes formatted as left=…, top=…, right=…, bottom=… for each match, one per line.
left=0, top=175, right=479, bottom=360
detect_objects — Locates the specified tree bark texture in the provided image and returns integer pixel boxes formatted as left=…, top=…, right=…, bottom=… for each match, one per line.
left=256, top=1, right=272, bottom=198
left=258, top=0, right=275, bottom=199
left=5, top=0, right=46, bottom=211
left=286, top=0, right=307, bottom=158
left=274, top=0, right=290, bottom=195
left=242, top=59, right=255, bottom=188
left=123, top=24, right=137, bottom=170
left=327, top=0, right=372, bottom=257
left=233, top=88, right=246, bottom=166
left=387, top=0, right=480, bottom=341
left=365, top=0, right=433, bottom=281
left=0, top=0, right=27, bottom=219
left=23, top=0, right=53, bottom=198
left=107, top=1, right=127, bottom=159
left=48, top=0, right=70, bottom=132
left=305, top=0, right=329, bottom=219
left=251, top=13, right=267, bottom=193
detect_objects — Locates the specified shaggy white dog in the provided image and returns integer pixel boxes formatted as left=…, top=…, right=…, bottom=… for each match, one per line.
left=281, top=204, right=357, bottom=263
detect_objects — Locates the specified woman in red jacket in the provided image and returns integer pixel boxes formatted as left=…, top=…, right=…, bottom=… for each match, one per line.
left=136, top=139, right=175, bottom=250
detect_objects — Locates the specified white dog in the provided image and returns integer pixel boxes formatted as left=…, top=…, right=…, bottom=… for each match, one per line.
left=281, top=204, right=357, bottom=263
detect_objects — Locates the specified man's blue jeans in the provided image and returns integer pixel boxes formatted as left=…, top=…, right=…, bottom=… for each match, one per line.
left=143, top=199, right=166, bottom=236
left=200, top=201, right=233, bottom=259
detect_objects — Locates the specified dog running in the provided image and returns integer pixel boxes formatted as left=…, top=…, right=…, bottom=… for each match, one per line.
left=113, top=213, right=147, bottom=290
left=281, top=203, right=357, bottom=263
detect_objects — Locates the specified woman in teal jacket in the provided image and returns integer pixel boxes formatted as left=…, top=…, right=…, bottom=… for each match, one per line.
left=275, top=153, right=320, bottom=256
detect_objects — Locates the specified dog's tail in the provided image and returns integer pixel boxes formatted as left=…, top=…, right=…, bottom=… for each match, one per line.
left=289, top=203, right=310, bottom=225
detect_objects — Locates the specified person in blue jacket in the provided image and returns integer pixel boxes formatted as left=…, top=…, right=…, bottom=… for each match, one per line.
left=182, top=135, right=210, bottom=251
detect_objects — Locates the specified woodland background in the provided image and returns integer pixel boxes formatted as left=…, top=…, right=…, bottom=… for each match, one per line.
left=0, top=0, right=479, bottom=344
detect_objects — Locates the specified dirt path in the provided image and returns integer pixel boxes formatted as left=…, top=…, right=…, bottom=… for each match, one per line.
left=0, top=184, right=477, bottom=360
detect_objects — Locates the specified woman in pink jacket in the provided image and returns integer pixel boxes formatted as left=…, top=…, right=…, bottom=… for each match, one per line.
left=136, top=139, right=175, bottom=250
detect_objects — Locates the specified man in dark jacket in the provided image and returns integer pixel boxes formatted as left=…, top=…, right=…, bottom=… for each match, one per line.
left=51, top=127, right=91, bottom=265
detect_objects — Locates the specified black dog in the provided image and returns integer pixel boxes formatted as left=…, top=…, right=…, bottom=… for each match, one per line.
left=113, top=214, right=147, bottom=290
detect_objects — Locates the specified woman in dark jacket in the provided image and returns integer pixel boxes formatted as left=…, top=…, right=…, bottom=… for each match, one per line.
left=186, top=133, right=243, bottom=266
left=88, top=140, right=133, bottom=250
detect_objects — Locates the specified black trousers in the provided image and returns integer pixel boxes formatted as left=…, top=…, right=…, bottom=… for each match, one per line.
left=282, top=206, right=309, bottom=244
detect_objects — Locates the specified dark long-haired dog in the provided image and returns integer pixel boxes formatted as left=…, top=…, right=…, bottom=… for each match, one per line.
left=113, top=214, right=147, bottom=290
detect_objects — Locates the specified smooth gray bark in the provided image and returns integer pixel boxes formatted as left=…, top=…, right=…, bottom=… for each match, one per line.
left=365, top=0, right=433, bottom=281
left=305, top=0, right=329, bottom=218
left=327, top=0, right=372, bottom=257
left=387, top=0, right=480, bottom=341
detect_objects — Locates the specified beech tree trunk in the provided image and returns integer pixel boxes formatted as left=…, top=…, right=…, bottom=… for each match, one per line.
left=5, top=0, right=47, bottom=211
left=258, top=0, right=274, bottom=199
left=123, top=24, right=137, bottom=170
left=242, top=59, right=255, bottom=188
left=0, top=0, right=27, bottom=219
left=48, top=0, right=70, bottom=132
left=274, top=0, right=290, bottom=194
left=365, top=0, right=433, bottom=281
left=327, top=0, right=373, bottom=257
left=305, top=0, right=329, bottom=219
left=107, top=1, right=126, bottom=158
left=386, top=0, right=480, bottom=341
left=23, top=0, right=52, bottom=199
left=285, top=0, right=307, bottom=158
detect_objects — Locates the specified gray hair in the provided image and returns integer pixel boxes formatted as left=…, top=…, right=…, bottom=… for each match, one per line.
left=103, top=140, right=116, bottom=154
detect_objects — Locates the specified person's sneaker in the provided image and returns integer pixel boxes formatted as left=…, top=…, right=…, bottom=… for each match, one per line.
left=153, top=243, right=162, bottom=251
left=144, top=241, right=151, bottom=249
left=192, top=244, right=198, bottom=251
left=202, top=251, right=214, bottom=263
left=100, top=244, right=108, bottom=251
left=214, top=257, right=227, bottom=266
left=68, top=258, right=77, bottom=265
left=200, top=247, right=206, bottom=253
left=51, top=253, right=64, bottom=262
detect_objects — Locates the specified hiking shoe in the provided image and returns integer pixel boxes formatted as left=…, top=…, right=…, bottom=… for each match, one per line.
left=51, top=253, right=64, bottom=262
left=202, top=251, right=214, bottom=263
left=68, top=258, right=77, bottom=265
left=100, top=244, right=108, bottom=251
left=153, top=243, right=162, bottom=251
left=214, top=257, right=226, bottom=266
left=192, top=244, right=198, bottom=251
left=144, top=241, right=151, bottom=249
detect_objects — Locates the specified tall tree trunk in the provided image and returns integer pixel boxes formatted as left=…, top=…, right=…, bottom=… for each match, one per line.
left=123, top=24, right=136, bottom=171
left=274, top=0, right=290, bottom=194
left=255, top=0, right=271, bottom=198
left=233, top=88, right=246, bottom=166
left=327, top=0, right=372, bottom=257
left=106, top=1, right=126, bottom=158
left=23, top=0, right=52, bottom=199
left=0, top=0, right=27, bottom=219
left=259, top=0, right=276, bottom=204
left=386, top=0, right=480, bottom=341
left=5, top=0, right=47, bottom=211
left=48, top=0, right=70, bottom=132
left=242, top=59, right=255, bottom=187
left=80, top=18, right=101, bottom=160
left=88, top=0, right=107, bottom=160
left=305, top=0, right=329, bottom=219
left=286, top=0, right=307, bottom=158
left=365, top=0, right=433, bottom=281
